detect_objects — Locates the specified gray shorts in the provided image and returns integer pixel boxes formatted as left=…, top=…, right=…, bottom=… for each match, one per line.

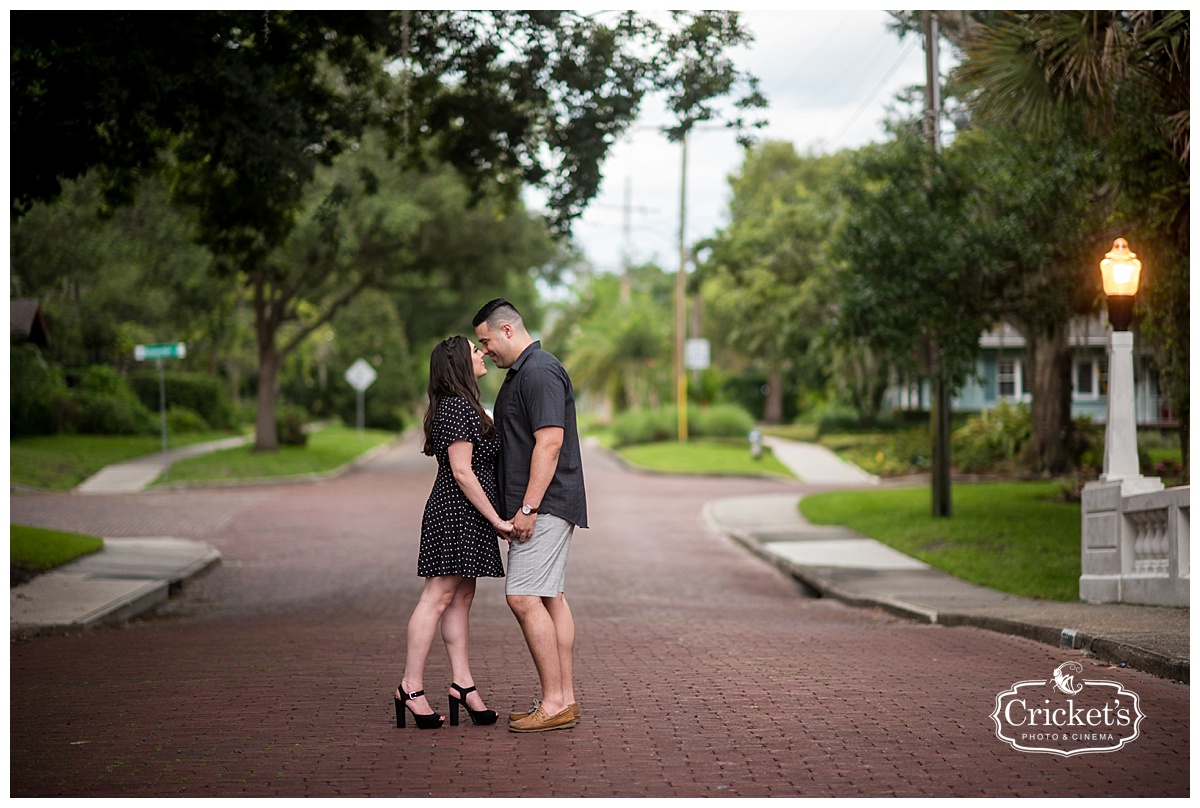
left=506, top=513, right=574, bottom=597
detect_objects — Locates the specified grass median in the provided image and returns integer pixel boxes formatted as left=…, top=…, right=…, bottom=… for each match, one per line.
left=11, top=524, right=105, bottom=583
left=10, top=431, right=246, bottom=491
left=616, top=439, right=795, bottom=479
left=799, top=482, right=1081, bottom=601
left=157, top=425, right=396, bottom=486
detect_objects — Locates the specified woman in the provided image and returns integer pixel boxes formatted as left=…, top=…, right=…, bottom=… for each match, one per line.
left=395, top=336, right=511, bottom=729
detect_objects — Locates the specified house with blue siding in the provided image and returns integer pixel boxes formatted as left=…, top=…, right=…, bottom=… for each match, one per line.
left=884, top=314, right=1175, bottom=427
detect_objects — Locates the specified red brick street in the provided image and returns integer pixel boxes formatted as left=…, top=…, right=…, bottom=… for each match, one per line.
left=10, top=434, right=1190, bottom=797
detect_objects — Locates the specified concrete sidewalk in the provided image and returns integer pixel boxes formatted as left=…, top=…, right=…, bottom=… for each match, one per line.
left=762, top=435, right=880, bottom=485
left=12, top=430, right=399, bottom=637
left=10, top=537, right=220, bottom=637
left=75, top=434, right=255, bottom=494
left=704, top=492, right=1189, bottom=683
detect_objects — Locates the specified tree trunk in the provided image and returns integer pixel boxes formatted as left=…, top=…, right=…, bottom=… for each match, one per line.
left=254, top=277, right=281, bottom=452
left=1025, top=325, right=1074, bottom=474
left=255, top=339, right=281, bottom=452
left=763, top=368, right=784, bottom=425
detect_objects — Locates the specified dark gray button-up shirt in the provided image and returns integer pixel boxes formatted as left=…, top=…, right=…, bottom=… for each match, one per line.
left=493, top=341, right=588, bottom=529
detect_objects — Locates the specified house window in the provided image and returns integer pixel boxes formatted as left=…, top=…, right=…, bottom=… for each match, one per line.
left=1076, top=360, right=1094, bottom=396
left=997, top=359, right=1018, bottom=398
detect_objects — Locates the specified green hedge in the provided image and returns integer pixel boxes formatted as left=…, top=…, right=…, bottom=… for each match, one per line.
left=612, top=404, right=755, bottom=447
left=10, top=343, right=69, bottom=437
left=69, top=366, right=158, bottom=436
left=129, top=370, right=235, bottom=429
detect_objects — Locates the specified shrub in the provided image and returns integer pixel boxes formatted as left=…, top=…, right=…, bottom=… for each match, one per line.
left=612, top=407, right=676, bottom=447
left=611, top=404, right=755, bottom=446
left=691, top=403, right=754, bottom=439
left=951, top=402, right=1031, bottom=473
left=70, top=366, right=158, bottom=435
left=166, top=405, right=210, bottom=434
left=1073, top=415, right=1105, bottom=474
left=276, top=404, right=309, bottom=447
left=10, top=343, right=68, bottom=437
left=129, top=371, right=235, bottom=429
left=823, top=427, right=932, bottom=477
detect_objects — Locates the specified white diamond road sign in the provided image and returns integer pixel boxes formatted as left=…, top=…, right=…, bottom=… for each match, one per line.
left=344, top=358, right=377, bottom=392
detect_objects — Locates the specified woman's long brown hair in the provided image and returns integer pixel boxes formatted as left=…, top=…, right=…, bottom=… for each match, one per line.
left=421, top=335, right=496, bottom=456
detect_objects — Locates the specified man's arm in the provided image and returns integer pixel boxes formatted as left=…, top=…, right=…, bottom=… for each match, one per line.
left=511, top=425, right=563, bottom=542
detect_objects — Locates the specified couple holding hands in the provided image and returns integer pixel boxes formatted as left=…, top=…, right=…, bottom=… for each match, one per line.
left=395, top=298, right=587, bottom=734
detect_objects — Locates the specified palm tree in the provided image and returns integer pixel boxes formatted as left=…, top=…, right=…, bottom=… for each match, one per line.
left=951, top=11, right=1187, bottom=161
left=950, top=10, right=1189, bottom=478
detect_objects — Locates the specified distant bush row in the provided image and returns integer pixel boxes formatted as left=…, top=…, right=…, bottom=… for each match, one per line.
left=611, top=404, right=755, bottom=447
left=11, top=345, right=240, bottom=438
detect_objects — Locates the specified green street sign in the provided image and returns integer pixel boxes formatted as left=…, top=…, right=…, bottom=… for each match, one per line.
left=135, top=342, right=187, bottom=361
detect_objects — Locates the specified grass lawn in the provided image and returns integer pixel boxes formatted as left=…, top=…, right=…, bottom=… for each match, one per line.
left=159, top=425, right=396, bottom=485
left=617, top=439, right=795, bottom=479
left=10, top=432, right=245, bottom=491
left=799, top=482, right=1082, bottom=601
left=11, top=524, right=104, bottom=571
left=761, top=423, right=819, bottom=442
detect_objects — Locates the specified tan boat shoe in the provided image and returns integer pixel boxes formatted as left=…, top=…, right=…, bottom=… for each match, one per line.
left=508, top=704, right=577, bottom=733
left=509, top=701, right=580, bottom=724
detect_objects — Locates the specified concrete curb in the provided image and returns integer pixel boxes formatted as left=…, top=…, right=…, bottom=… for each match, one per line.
left=151, top=438, right=399, bottom=491
left=10, top=538, right=221, bottom=638
left=703, top=501, right=1189, bottom=684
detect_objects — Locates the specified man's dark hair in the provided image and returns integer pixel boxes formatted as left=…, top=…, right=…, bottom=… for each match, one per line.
left=472, top=298, right=523, bottom=329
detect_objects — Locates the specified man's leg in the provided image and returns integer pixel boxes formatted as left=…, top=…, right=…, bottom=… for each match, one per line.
left=507, top=594, right=567, bottom=716
left=543, top=593, right=575, bottom=708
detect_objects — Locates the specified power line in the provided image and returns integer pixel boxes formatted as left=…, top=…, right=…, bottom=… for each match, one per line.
left=830, top=35, right=920, bottom=148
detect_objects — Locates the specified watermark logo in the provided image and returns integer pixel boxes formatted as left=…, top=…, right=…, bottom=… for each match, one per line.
left=992, top=662, right=1145, bottom=756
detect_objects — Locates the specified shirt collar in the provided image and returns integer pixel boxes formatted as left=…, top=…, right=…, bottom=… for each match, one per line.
left=508, top=340, right=541, bottom=373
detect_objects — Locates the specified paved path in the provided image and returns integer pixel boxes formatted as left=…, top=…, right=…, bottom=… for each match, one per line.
left=763, top=435, right=880, bottom=485
left=10, top=435, right=1190, bottom=797
left=74, top=435, right=254, bottom=493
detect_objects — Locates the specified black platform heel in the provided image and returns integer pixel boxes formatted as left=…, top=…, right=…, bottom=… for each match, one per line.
left=395, top=687, right=445, bottom=729
left=448, top=683, right=499, bottom=726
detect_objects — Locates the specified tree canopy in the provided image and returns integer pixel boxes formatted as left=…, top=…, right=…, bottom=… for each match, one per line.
left=12, top=10, right=764, bottom=449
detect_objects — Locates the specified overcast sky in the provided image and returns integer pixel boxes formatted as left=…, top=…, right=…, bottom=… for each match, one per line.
left=560, top=9, right=936, bottom=276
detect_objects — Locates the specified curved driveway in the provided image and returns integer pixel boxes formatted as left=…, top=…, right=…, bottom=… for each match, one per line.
left=10, top=434, right=1189, bottom=797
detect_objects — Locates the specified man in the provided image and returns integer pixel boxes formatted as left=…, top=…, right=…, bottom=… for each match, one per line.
left=473, top=298, right=587, bottom=733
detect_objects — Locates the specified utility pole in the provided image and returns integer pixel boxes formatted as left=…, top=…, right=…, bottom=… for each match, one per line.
left=924, top=10, right=952, bottom=518
left=675, top=131, right=689, bottom=442
left=621, top=176, right=632, bottom=305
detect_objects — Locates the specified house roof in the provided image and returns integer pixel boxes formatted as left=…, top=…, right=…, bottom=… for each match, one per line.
left=978, top=313, right=1110, bottom=349
left=11, top=298, right=50, bottom=346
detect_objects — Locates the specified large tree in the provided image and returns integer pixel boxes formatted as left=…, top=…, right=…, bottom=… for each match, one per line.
left=12, top=11, right=764, bottom=450
left=700, top=142, right=845, bottom=424
left=949, top=10, right=1190, bottom=476
left=831, top=130, right=996, bottom=404
left=959, top=120, right=1110, bottom=474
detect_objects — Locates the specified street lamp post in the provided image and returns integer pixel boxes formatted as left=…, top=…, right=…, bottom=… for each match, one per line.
left=1096, top=238, right=1158, bottom=492
left=1080, top=237, right=1164, bottom=603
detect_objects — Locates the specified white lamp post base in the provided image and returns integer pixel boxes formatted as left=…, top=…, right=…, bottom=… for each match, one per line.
left=1099, top=331, right=1163, bottom=496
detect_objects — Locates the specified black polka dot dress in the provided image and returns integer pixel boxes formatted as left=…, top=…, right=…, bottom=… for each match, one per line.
left=417, top=396, right=505, bottom=578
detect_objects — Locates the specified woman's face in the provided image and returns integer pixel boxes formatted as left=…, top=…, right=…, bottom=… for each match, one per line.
left=470, top=343, right=488, bottom=380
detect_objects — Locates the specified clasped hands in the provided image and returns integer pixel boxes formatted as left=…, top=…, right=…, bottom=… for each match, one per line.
left=496, top=511, right=537, bottom=544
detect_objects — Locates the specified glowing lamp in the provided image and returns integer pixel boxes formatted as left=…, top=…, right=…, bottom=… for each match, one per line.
left=1099, top=238, right=1141, bottom=330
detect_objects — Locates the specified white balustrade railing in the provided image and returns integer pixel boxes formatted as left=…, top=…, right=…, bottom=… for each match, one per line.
left=1080, top=482, right=1189, bottom=608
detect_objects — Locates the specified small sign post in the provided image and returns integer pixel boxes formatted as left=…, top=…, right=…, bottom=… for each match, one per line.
left=134, top=343, right=187, bottom=481
left=344, top=358, right=377, bottom=433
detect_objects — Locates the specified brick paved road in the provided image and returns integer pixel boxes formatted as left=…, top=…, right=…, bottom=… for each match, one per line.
left=11, top=435, right=1189, bottom=797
